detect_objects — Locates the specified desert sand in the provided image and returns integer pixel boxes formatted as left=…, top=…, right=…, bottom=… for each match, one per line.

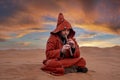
left=0, top=47, right=120, bottom=80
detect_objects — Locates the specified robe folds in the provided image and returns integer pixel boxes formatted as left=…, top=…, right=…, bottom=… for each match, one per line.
left=41, top=13, right=87, bottom=75
left=41, top=35, right=86, bottom=75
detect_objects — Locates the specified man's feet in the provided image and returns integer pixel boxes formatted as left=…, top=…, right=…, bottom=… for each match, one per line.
left=77, top=67, right=88, bottom=73
left=64, top=66, right=88, bottom=74
left=64, top=66, right=77, bottom=74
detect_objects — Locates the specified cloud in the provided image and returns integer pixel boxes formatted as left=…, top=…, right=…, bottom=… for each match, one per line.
left=0, top=0, right=120, bottom=42
left=74, top=24, right=120, bottom=35
left=0, top=0, right=61, bottom=40
left=77, top=34, right=120, bottom=48
left=0, top=38, right=6, bottom=42
left=16, top=42, right=32, bottom=46
left=76, top=33, right=97, bottom=39
left=58, top=0, right=120, bottom=35
left=0, top=1, right=43, bottom=28
left=78, top=40, right=119, bottom=48
left=15, top=29, right=49, bottom=38
left=0, top=33, right=12, bottom=41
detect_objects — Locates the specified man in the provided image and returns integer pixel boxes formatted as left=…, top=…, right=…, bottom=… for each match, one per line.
left=41, top=13, right=88, bottom=76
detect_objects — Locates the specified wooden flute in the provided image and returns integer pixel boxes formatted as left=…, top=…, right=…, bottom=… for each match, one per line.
left=65, top=35, right=73, bottom=57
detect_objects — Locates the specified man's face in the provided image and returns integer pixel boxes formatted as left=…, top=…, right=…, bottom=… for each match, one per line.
left=60, top=29, right=70, bottom=38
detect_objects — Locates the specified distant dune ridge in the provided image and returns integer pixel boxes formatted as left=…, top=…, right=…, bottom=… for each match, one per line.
left=0, top=46, right=120, bottom=80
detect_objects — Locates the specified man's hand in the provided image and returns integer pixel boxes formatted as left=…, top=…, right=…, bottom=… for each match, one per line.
left=61, top=44, right=71, bottom=53
left=67, top=39, right=75, bottom=48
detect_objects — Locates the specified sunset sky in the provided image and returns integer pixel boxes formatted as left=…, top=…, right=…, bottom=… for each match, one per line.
left=0, top=0, right=120, bottom=49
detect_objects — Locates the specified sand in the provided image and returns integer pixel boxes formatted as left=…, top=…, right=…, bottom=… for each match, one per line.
left=0, top=47, right=120, bottom=80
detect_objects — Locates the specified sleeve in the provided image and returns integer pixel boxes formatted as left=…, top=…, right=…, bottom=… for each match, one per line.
left=45, top=35, right=61, bottom=59
left=72, top=38, right=80, bottom=58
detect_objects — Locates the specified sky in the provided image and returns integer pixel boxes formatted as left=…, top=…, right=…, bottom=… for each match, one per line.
left=0, top=0, right=120, bottom=49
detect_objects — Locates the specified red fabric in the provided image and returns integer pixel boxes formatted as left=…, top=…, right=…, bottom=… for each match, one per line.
left=41, top=13, right=87, bottom=75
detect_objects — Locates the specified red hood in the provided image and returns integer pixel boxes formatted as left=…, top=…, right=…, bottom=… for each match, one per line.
left=51, top=13, right=75, bottom=38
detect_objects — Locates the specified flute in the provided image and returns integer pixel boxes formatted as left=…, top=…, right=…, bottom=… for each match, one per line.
left=65, top=35, right=73, bottom=57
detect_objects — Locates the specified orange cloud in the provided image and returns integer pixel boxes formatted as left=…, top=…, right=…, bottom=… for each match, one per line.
left=78, top=40, right=119, bottom=48
left=16, top=29, right=49, bottom=38
left=77, top=33, right=96, bottom=39
left=74, top=24, right=120, bottom=35
left=16, top=42, right=32, bottom=46
left=0, top=0, right=120, bottom=41
left=0, top=33, right=12, bottom=41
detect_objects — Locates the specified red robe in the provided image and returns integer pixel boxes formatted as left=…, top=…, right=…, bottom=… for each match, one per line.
left=41, top=13, right=86, bottom=75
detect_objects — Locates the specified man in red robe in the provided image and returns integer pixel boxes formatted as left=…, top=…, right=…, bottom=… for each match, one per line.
left=41, top=13, right=88, bottom=75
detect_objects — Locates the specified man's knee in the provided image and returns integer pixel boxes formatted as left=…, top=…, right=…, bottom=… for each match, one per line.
left=46, top=59, right=62, bottom=68
left=75, top=57, right=86, bottom=67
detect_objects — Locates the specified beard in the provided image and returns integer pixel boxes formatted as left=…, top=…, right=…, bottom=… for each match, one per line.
left=58, top=31, right=69, bottom=39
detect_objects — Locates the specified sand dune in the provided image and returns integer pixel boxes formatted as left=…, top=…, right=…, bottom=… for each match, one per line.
left=0, top=47, right=120, bottom=80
